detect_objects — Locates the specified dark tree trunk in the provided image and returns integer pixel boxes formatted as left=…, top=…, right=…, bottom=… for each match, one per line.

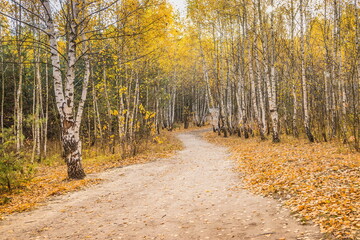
left=62, top=124, right=86, bottom=179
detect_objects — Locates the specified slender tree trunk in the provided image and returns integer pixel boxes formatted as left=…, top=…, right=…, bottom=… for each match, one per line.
left=171, top=86, right=176, bottom=128
left=155, top=85, right=160, bottom=134
left=259, top=0, right=279, bottom=142
left=117, top=75, right=125, bottom=141
left=256, top=60, right=267, bottom=136
left=15, top=56, right=23, bottom=152
left=290, top=0, right=299, bottom=138
left=44, top=61, right=49, bottom=157
left=225, top=70, right=233, bottom=134
left=32, top=28, right=42, bottom=162
left=12, top=63, right=16, bottom=137
left=249, top=41, right=265, bottom=140
left=103, top=67, right=114, bottom=153
left=0, top=26, right=4, bottom=144
left=0, top=61, right=3, bottom=144
left=128, top=72, right=140, bottom=155
left=333, top=1, right=348, bottom=142
left=269, top=0, right=279, bottom=143
left=252, top=3, right=266, bottom=140
left=323, top=0, right=337, bottom=139
left=354, top=0, right=360, bottom=150
left=31, top=56, right=40, bottom=163
left=14, top=0, right=24, bottom=152
left=91, top=70, right=103, bottom=143
left=300, top=0, right=314, bottom=142
left=198, top=28, right=214, bottom=109
left=252, top=12, right=267, bottom=135
left=235, top=7, right=247, bottom=138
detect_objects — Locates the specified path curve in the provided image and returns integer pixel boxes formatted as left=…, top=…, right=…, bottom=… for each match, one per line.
left=0, top=130, right=321, bottom=239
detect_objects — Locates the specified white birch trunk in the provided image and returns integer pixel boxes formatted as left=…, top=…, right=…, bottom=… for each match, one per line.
left=261, top=0, right=280, bottom=142
left=44, top=61, right=49, bottom=157
left=290, top=0, right=298, bottom=138
left=300, top=0, right=314, bottom=142
left=43, top=0, right=89, bottom=179
left=15, top=55, right=23, bottom=152
left=250, top=47, right=265, bottom=140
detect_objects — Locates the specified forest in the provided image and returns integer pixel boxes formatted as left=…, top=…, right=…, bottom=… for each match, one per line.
left=0, top=0, right=359, bottom=182
left=0, top=0, right=359, bottom=239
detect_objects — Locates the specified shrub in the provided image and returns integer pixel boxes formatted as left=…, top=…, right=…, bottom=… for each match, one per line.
left=0, top=128, right=34, bottom=192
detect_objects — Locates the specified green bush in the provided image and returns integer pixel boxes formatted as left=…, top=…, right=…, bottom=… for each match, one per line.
left=0, top=128, right=34, bottom=192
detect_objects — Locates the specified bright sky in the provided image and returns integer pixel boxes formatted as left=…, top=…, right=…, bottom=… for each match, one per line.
left=168, top=0, right=187, bottom=17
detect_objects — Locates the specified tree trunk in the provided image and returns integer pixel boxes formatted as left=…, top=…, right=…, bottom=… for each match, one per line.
left=15, top=55, right=23, bottom=152
left=15, top=0, right=24, bottom=152
left=354, top=0, right=360, bottom=150
left=252, top=4, right=266, bottom=140
left=300, top=0, right=314, bottom=142
left=44, top=61, right=49, bottom=157
left=0, top=26, right=4, bottom=144
left=43, top=0, right=89, bottom=179
left=260, top=0, right=279, bottom=142
left=62, top=126, right=85, bottom=179
left=249, top=43, right=265, bottom=140
left=290, top=0, right=299, bottom=138
left=103, top=67, right=114, bottom=153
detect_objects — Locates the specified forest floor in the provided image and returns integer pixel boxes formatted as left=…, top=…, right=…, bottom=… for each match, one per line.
left=0, top=129, right=322, bottom=240
left=205, top=132, right=360, bottom=239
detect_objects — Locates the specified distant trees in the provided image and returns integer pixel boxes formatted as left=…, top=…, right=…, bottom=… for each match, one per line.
left=187, top=0, right=360, bottom=151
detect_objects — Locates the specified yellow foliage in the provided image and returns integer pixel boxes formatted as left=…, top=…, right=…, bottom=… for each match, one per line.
left=110, top=110, right=119, bottom=116
left=153, top=136, right=164, bottom=144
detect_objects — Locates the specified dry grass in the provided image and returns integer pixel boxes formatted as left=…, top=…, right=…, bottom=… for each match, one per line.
left=204, top=132, right=360, bottom=240
left=0, top=131, right=182, bottom=219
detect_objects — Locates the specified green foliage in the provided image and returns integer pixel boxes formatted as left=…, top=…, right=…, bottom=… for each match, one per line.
left=0, top=128, right=34, bottom=192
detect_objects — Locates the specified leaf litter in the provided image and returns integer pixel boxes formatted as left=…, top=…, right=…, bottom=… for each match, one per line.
left=204, top=132, right=360, bottom=239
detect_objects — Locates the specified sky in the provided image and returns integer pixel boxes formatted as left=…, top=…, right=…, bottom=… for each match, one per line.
left=168, top=0, right=187, bottom=17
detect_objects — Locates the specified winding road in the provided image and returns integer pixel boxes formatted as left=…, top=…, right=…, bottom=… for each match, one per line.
left=0, top=130, right=321, bottom=239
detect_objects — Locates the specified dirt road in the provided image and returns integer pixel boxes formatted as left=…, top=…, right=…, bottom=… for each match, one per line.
left=0, top=130, right=321, bottom=239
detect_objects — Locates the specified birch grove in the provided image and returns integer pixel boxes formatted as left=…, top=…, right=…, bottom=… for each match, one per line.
left=188, top=0, right=360, bottom=150
left=0, top=0, right=359, bottom=183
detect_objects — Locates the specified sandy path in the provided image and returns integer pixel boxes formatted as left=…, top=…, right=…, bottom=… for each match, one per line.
left=0, top=130, right=321, bottom=240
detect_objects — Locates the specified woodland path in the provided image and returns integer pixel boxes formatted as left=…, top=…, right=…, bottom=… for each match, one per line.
left=0, top=129, right=321, bottom=240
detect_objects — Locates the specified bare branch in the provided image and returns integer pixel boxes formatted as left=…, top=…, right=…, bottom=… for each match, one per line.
left=8, top=0, right=46, bottom=22
left=0, top=11, right=49, bottom=35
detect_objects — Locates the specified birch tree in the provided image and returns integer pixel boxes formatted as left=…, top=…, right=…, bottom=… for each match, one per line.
left=300, top=0, right=315, bottom=142
left=42, top=0, right=90, bottom=179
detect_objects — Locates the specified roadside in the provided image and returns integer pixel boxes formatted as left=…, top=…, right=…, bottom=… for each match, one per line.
left=205, top=132, right=360, bottom=239
left=0, top=131, right=182, bottom=219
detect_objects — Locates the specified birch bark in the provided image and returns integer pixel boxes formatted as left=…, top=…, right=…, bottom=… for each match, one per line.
left=43, top=0, right=90, bottom=179
left=300, top=0, right=314, bottom=142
